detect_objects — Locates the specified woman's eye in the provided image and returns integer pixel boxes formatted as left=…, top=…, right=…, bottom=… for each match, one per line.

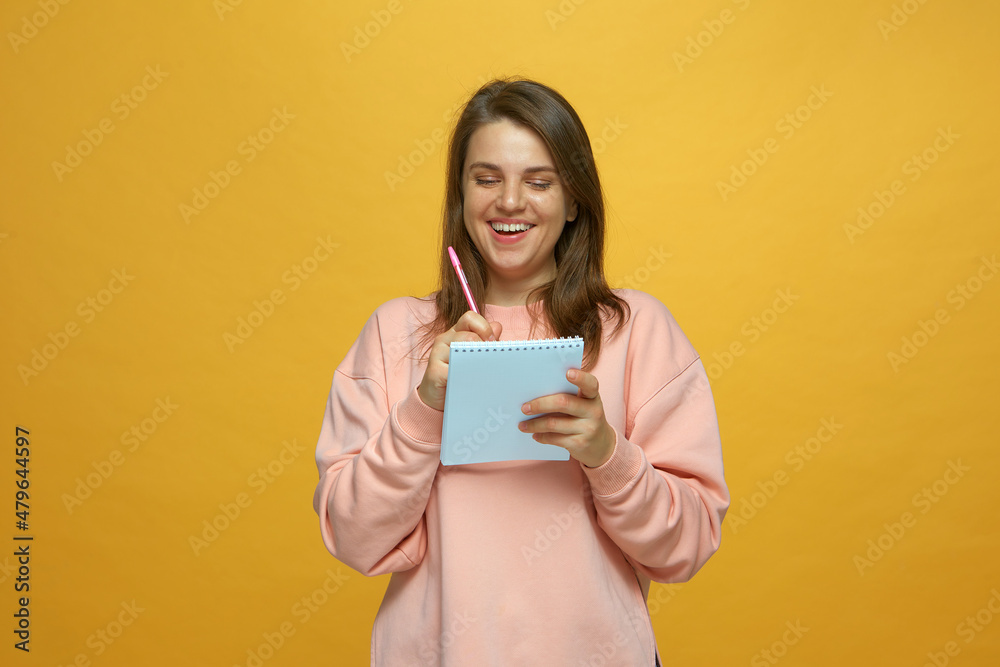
left=473, top=178, right=552, bottom=189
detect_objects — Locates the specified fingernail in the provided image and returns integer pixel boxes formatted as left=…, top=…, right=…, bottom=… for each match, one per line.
left=522, top=403, right=531, bottom=414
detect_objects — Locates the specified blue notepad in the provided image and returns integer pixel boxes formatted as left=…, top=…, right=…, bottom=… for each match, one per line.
left=440, top=336, right=584, bottom=466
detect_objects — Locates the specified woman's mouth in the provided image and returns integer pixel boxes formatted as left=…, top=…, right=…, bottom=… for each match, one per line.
left=486, top=220, right=534, bottom=245
left=488, top=221, right=534, bottom=242
left=491, top=221, right=534, bottom=234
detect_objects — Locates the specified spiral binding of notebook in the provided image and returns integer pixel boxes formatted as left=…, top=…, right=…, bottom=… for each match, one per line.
left=449, top=336, right=584, bottom=353
left=440, top=336, right=584, bottom=465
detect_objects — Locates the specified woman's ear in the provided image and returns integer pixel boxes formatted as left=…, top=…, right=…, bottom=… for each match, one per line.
left=567, top=199, right=579, bottom=223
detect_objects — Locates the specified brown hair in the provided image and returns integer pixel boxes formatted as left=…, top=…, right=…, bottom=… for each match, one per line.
left=411, top=77, right=630, bottom=371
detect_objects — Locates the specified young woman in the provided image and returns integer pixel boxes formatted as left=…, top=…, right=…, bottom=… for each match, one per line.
left=312, top=78, right=729, bottom=666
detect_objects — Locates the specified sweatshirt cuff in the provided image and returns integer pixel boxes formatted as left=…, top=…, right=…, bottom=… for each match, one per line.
left=394, top=386, right=444, bottom=446
left=581, top=429, right=644, bottom=496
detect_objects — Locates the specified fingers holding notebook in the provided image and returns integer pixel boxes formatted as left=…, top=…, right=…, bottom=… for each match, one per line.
left=517, top=367, right=616, bottom=468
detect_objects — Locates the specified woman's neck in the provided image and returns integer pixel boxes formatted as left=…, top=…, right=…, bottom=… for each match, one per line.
left=484, top=278, right=552, bottom=308
left=483, top=258, right=558, bottom=307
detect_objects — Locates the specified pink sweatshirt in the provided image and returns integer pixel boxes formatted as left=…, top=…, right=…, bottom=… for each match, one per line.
left=312, top=289, right=729, bottom=666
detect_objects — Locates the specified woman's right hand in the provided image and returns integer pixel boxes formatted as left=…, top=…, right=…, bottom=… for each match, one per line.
left=417, top=311, right=502, bottom=412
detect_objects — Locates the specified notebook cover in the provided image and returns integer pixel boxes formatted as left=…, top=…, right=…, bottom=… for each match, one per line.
left=440, top=336, right=584, bottom=466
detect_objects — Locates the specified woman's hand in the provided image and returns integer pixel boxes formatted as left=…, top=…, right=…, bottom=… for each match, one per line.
left=417, top=311, right=503, bottom=412
left=518, top=368, right=616, bottom=468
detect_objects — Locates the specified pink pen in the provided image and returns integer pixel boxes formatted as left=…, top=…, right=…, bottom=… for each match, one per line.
left=447, top=246, right=479, bottom=315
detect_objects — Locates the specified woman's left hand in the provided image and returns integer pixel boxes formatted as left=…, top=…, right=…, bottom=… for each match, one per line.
left=518, top=368, right=616, bottom=468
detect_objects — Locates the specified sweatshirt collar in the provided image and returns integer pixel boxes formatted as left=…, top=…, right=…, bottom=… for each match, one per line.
left=482, top=300, right=547, bottom=335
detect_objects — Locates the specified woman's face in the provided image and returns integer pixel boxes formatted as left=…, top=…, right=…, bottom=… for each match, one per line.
left=462, top=118, right=578, bottom=300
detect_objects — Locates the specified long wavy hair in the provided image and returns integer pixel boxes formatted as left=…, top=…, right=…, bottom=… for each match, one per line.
left=411, top=77, right=630, bottom=371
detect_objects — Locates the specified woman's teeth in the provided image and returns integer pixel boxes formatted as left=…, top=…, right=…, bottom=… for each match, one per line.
left=491, top=222, right=533, bottom=233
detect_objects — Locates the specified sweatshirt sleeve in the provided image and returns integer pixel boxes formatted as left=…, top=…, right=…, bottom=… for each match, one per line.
left=311, top=307, right=444, bottom=576
left=581, top=296, right=730, bottom=583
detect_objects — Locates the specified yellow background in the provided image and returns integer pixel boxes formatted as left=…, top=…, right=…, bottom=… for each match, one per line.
left=2, top=0, right=998, bottom=664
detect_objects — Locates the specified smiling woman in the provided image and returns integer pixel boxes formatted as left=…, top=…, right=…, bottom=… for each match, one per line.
left=418, top=78, right=631, bottom=371
left=312, top=77, right=729, bottom=666
left=462, top=119, right=578, bottom=306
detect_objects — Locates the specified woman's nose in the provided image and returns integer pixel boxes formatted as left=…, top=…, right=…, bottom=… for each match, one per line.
left=498, top=181, right=525, bottom=211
